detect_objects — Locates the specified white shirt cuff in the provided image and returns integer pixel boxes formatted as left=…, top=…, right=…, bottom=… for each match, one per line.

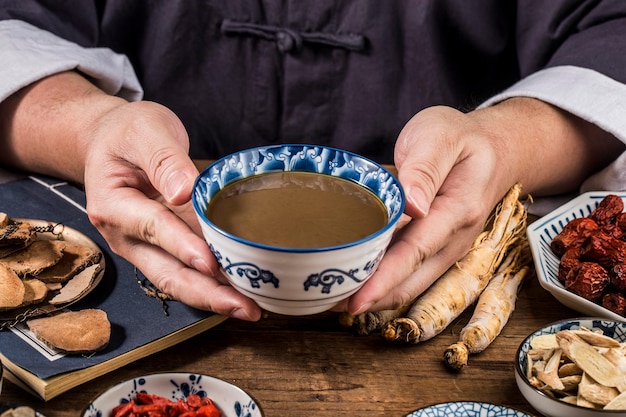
left=0, top=19, right=143, bottom=102
left=480, top=65, right=626, bottom=145
left=480, top=65, right=626, bottom=215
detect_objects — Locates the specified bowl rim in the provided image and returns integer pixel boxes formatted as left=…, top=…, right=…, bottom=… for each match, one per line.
left=514, top=316, right=626, bottom=414
left=405, top=401, right=536, bottom=417
left=81, top=371, right=264, bottom=417
left=192, top=143, right=406, bottom=253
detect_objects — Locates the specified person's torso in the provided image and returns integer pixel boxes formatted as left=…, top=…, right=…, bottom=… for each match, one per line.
left=6, top=0, right=522, bottom=162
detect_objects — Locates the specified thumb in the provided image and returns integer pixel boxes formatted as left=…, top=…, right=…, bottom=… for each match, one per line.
left=161, top=163, right=199, bottom=205
left=393, top=107, right=462, bottom=219
left=132, top=102, right=199, bottom=206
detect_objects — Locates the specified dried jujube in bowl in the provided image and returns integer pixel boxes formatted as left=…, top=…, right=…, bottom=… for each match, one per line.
left=550, top=194, right=626, bottom=316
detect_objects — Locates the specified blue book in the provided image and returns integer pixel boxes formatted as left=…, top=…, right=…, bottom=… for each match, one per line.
left=0, top=173, right=226, bottom=400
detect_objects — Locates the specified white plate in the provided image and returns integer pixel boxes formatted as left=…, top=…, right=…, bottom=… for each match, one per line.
left=0, top=218, right=105, bottom=328
left=406, top=402, right=533, bottom=417
left=526, top=191, right=626, bottom=320
left=82, top=372, right=262, bottom=417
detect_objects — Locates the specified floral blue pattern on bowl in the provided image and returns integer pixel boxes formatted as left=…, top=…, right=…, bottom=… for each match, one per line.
left=406, top=401, right=533, bottom=417
left=526, top=191, right=626, bottom=320
left=82, top=372, right=262, bottom=417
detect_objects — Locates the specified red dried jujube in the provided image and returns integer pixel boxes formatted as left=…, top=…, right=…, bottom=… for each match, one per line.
left=550, top=217, right=598, bottom=257
left=551, top=194, right=626, bottom=317
left=602, top=292, right=626, bottom=316
left=589, top=194, right=624, bottom=225
left=565, top=261, right=610, bottom=302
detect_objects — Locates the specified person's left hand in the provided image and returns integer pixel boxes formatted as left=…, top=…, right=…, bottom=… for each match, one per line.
left=336, top=97, right=618, bottom=316
left=336, top=105, right=506, bottom=315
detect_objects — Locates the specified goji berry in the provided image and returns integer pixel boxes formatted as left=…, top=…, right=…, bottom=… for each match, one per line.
left=196, top=404, right=221, bottom=417
left=111, top=402, right=135, bottom=417
left=185, top=394, right=203, bottom=408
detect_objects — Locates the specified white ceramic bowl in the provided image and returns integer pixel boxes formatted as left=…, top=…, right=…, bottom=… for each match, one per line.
left=515, top=318, right=626, bottom=417
left=192, top=144, right=405, bottom=315
left=406, top=402, right=534, bottom=417
left=526, top=191, right=626, bottom=320
left=82, top=372, right=262, bottom=417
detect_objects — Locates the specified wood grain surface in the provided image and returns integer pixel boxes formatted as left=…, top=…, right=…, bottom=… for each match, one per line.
left=2, top=271, right=575, bottom=417
left=2, top=161, right=574, bottom=416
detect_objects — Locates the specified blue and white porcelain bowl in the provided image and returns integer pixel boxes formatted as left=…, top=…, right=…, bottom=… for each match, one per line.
left=193, top=144, right=405, bottom=315
left=515, top=318, right=626, bottom=417
left=82, top=372, right=262, bottom=417
left=406, top=402, right=534, bottom=417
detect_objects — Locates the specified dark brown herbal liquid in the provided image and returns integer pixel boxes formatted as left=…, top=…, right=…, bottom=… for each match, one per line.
left=207, top=172, right=388, bottom=248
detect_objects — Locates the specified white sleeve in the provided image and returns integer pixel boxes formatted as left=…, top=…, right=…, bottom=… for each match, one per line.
left=0, top=19, right=143, bottom=102
left=479, top=65, right=626, bottom=214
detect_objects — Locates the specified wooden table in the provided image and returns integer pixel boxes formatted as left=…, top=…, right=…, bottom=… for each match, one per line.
left=1, top=162, right=576, bottom=416
left=1, top=246, right=576, bottom=417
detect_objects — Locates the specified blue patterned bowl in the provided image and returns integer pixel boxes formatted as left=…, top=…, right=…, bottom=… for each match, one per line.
left=406, top=402, right=534, bottom=417
left=527, top=192, right=626, bottom=320
left=515, top=318, right=626, bottom=417
left=192, top=144, right=405, bottom=315
left=82, top=372, right=262, bottom=417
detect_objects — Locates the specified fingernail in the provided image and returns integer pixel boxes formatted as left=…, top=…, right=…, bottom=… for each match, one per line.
left=230, top=308, right=253, bottom=321
left=165, top=170, right=191, bottom=200
left=407, top=186, right=429, bottom=217
left=191, top=257, right=211, bottom=274
left=353, top=301, right=374, bottom=316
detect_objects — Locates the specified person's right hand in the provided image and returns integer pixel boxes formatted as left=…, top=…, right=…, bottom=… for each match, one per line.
left=81, top=100, right=262, bottom=320
left=0, top=71, right=262, bottom=321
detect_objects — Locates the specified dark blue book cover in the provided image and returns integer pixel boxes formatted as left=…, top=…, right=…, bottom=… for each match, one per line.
left=0, top=172, right=225, bottom=399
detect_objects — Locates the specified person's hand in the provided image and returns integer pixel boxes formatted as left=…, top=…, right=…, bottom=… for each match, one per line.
left=338, top=105, right=506, bottom=315
left=339, top=98, right=623, bottom=315
left=0, top=71, right=261, bottom=320
left=81, top=100, right=262, bottom=321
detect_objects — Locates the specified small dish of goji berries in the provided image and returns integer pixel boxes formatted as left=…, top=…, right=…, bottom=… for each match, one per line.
left=81, top=372, right=263, bottom=417
left=527, top=191, right=626, bottom=320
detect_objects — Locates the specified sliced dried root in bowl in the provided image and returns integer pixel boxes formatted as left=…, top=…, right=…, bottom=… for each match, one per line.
left=526, top=326, right=626, bottom=409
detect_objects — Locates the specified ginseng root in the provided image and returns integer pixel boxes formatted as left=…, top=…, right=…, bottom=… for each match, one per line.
left=381, top=183, right=527, bottom=344
left=340, top=303, right=414, bottom=336
left=443, top=240, right=531, bottom=370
